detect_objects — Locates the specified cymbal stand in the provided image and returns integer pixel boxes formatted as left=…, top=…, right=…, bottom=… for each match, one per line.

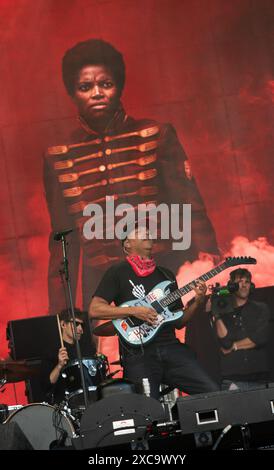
left=57, top=233, right=89, bottom=411
left=0, top=378, right=7, bottom=390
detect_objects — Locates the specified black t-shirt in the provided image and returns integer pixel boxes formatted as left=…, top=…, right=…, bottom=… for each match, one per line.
left=94, top=261, right=184, bottom=351
left=218, top=300, right=271, bottom=380
left=40, top=340, right=95, bottom=404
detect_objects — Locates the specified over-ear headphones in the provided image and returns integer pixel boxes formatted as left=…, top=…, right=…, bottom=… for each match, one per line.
left=227, top=279, right=255, bottom=293
left=250, top=281, right=256, bottom=293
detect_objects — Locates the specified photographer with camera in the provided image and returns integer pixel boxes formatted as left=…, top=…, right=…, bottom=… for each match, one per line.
left=208, top=268, right=271, bottom=391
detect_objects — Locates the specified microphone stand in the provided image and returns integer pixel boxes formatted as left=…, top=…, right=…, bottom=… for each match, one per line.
left=57, top=232, right=89, bottom=411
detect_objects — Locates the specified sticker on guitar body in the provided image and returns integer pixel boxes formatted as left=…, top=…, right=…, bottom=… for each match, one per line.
left=128, top=314, right=165, bottom=344
left=147, top=288, right=164, bottom=302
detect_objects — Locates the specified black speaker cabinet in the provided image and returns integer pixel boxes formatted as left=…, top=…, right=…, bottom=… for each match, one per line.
left=73, top=394, right=165, bottom=449
left=7, top=313, right=95, bottom=360
left=7, top=315, right=60, bottom=360
left=177, top=385, right=274, bottom=435
left=0, top=422, right=33, bottom=450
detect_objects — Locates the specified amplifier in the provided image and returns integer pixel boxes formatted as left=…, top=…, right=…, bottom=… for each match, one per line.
left=177, top=386, right=274, bottom=435
left=7, top=315, right=60, bottom=360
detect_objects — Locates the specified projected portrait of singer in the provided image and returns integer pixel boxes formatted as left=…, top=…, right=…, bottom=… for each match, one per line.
left=43, top=39, right=219, bottom=314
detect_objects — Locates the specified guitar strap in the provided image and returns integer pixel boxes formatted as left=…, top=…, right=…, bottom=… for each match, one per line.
left=157, top=265, right=176, bottom=283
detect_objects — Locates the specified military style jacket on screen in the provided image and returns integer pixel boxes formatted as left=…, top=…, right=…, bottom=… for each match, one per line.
left=44, top=106, right=218, bottom=313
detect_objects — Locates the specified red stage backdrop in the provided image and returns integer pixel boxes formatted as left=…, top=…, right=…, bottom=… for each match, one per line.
left=0, top=0, right=273, bottom=404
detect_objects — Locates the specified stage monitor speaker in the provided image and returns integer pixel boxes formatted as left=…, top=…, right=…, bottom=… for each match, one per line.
left=0, top=422, right=33, bottom=450
left=7, top=312, right=95, bottom=360
left=177, top=385, right=274, bottom=435
left=73, top=393, right=165, bottom=449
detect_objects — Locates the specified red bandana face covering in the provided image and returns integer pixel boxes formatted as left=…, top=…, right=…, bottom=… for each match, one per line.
left=126, top=255, right=156, bottom=277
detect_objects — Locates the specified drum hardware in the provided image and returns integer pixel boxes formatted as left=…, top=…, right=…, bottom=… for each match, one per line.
left=61, top=355, right=109, bottom=410
left=0, top=404, right=9, bottom=423
left=54, top=229, right=89, bottom=410
left=7, top=404, right=24, bottom=411
left=110, top=359, right=121, bottom=365
left=0, top=379, right=6, bottom=393
left=106, top=369, right=122, bottom=379
left=0, top=360, right=41, bottom=383
left=1, top=404, right=24, bottom=423
left=61, top=403, right=82, bottom=431
left=64, top=385, right=98, bottom=411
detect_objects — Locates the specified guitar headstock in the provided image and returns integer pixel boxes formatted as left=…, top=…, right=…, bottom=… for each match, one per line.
left=224, top=256, right=257, bottom=267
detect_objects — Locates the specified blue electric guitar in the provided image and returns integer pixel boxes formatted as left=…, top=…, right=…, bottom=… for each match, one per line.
left=112, top=256, right=256, bottom=346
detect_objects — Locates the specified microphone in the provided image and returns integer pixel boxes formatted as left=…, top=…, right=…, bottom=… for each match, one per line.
left=53, top=229, right=73, bottom=241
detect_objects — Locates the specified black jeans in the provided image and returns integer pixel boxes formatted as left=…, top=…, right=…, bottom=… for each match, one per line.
left=122, top=341, right=219, bottom=399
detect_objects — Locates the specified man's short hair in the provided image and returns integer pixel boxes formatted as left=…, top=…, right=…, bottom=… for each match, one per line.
left=59, top=307, right=86, bottom=323
left=229, top=268, right=252, bottom=283
left=62, top=38, right=126, bottom=96
left=121, top=218, right=151, bottom=246
left=121, top=220, right=138, bottom=245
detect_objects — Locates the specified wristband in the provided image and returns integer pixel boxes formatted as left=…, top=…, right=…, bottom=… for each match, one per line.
left=233, top=343, right=238, bottom=351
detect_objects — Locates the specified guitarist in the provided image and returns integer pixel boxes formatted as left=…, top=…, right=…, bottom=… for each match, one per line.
left=89, top=223, right=219, bottom=399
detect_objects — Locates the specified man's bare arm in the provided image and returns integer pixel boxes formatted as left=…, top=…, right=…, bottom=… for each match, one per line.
left=89, top=296, right=158, bottom=325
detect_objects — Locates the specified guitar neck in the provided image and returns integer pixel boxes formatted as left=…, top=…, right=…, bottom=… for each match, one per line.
left=160, top=262, right=230, bottom=307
